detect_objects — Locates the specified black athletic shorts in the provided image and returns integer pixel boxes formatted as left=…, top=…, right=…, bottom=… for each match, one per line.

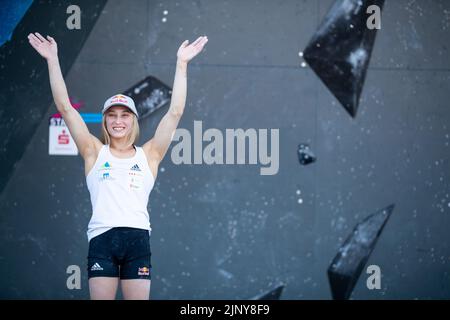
left=87, top=227, right=152, bottom=280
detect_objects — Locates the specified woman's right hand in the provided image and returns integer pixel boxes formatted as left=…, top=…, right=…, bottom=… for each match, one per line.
left=28, top=32, right=58, bottom=61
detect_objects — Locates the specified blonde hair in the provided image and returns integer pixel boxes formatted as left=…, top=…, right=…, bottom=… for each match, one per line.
left=101, top=112, right=140, bottom=146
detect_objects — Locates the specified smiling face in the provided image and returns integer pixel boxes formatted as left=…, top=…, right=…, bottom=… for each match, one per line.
left=101, top=105, right=139, bottom=146
left=105, top=106, right=134, bottom=138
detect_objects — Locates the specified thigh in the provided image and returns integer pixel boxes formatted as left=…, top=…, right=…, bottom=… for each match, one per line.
left=89, top=277, right=119, bottom=300
left=121, top=279, right=151, bottom=300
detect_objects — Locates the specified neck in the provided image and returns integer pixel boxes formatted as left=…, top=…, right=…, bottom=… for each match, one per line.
left=110, top=140, right=134, bottom=151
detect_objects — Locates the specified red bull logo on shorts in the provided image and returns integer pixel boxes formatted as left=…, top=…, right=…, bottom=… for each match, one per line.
left=138, top=267, right=150, bottom=276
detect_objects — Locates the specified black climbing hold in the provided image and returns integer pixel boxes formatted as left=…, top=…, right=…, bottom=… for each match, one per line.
left=298, top=143, right=316, bottom=165
left=327, top=204, right=394, bottom=300
left=123, top=76, right=172, bottom=120
left=250, top=284, right=285, bottom=300
left=304, top=0, right=385, bottom=118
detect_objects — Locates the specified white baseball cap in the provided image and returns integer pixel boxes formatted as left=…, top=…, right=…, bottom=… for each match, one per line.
left=102, top=94, right=139, bottom=118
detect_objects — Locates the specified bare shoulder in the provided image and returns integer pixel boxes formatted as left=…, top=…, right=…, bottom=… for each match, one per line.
left=142, top=139, right=160, bottom=180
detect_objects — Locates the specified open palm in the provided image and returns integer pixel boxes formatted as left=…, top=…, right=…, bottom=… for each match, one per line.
left=28, top=32, right=58, bottom=60
left=177, top=36, right=208, bottom=63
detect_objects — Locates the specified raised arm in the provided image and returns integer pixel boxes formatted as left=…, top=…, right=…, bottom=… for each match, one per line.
left=143, top=36, right=208, bottom=163
left=28, top=32, right=100, bottom=159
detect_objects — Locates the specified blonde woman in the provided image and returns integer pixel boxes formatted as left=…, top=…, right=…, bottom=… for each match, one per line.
left=28, top=32, right=208, bottom=299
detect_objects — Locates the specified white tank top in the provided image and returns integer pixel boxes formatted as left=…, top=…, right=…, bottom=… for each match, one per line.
left=86, top=144, right=155, bottom=242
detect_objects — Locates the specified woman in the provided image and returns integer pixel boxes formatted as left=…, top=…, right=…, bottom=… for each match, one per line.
left=28, top=32, right=208, bottom=299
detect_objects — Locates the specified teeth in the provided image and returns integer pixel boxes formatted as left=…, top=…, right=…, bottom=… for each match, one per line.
left=113, top=127, right=125, bottom=131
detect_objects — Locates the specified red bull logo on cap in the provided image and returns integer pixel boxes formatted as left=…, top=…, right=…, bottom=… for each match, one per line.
left=111, top=94, right=128, bottom=104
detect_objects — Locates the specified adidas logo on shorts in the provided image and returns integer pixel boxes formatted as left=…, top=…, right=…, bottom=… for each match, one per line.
left=91, top=262, right=104, bottom=271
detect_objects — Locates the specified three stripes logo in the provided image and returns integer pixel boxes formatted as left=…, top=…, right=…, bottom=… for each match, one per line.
left=130, top=164, right=141, bottom=171
left=90, top=263, right=104, bottom=271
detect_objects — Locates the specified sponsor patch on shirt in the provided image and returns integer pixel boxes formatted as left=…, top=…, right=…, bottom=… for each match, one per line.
left=128, top=169, right=144, bottom=189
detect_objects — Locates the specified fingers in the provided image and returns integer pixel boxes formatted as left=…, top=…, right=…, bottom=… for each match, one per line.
left=28, top=38, right=40, bottom=51
left=200, top=36, right=208, bottom=46
left=177, top=35, right=208, bottom=62
left=28, top=32, right=46, bottom=44
left=27, top=33, right=42, bottom=50
left=193, top=36, right=208, bottom=48
left=28, top=33, right=40, bottom=44
left=181, top=36, right=208, bottom=50
left=192, top=36, right=204, bottom=46
left=180, top=40, right=189, bottom=48
left=27, top=32, right=55, bottom=48
left=35, top=32, right=48, bottom=43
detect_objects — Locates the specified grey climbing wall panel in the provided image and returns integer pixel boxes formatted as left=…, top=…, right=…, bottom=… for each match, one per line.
left=0, top=0, right=449, bottom=299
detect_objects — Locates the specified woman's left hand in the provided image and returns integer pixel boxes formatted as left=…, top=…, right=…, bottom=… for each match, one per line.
left=177, top=36, right=208, bottom=63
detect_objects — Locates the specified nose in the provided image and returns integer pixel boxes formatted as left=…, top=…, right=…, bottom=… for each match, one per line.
left=112, top=119, right=125, bottom=125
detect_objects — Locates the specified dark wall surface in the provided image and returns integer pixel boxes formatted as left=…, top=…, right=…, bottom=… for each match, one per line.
left=0, top=0, right=449, bottom=299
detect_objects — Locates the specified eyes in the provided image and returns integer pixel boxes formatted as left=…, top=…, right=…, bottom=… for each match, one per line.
left=107, top=112, right=131, bottom=119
